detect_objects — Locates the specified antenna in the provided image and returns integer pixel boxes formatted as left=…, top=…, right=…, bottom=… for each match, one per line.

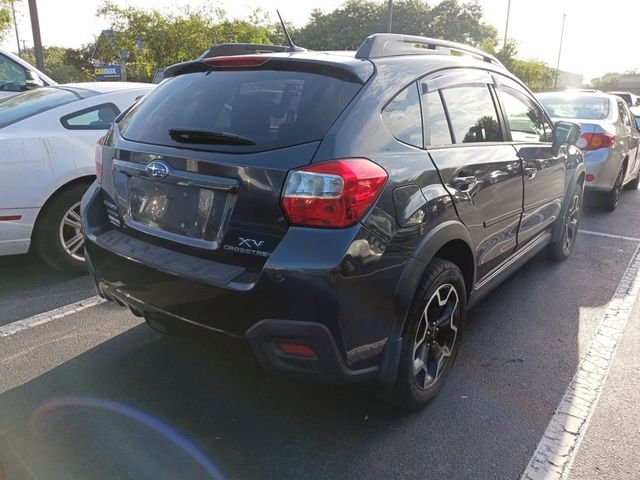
left=276, top=10, right=306, bottom=52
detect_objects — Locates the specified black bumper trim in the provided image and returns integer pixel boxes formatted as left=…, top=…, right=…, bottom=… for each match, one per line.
left=94, top=229, right=246, bottom=288
left=246, top=319, right=378, bottom=383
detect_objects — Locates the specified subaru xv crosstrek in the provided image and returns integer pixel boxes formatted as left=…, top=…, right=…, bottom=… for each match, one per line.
left=82, top=34, right=584, bottom=409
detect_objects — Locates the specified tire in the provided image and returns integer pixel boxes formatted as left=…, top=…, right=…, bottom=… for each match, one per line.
left=387, top=258, right=466, bottom=410
left=600, top=165, right=624, bottom=211
left=33, top=182, right=90, bottom=274
left=624, top=166, right=640, bottom=190
left=548, top=182, right=583, bottom=262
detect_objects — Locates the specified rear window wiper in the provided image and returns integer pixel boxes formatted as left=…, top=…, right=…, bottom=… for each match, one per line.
left=168, top=128, right=256, bottom=145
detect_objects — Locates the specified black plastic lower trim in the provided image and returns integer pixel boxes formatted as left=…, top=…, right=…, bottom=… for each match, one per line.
left=246, top=319, right=378, bottom=383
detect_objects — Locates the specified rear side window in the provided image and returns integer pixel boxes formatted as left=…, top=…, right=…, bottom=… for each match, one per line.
left=440, top=85, right=502, bottom=143
left=118, top=68, right=362, bottom=152
left=617, top=100, right=631, bottom=127
left=422, top=91, right=452, bottom=146
left=61, top=103, right=120, bottom=130
left=382, top=83, right=423, bottom=147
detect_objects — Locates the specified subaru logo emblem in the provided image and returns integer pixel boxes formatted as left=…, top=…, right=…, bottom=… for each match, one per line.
left=146, top=160, right=170, bottom=179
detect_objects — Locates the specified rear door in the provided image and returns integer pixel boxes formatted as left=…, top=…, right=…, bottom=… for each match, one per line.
left=423, top=70, right=524, bottom=281
left=494, top=78, right=565, bottom=246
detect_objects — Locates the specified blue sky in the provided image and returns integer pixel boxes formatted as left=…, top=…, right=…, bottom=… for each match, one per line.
left=1, top=0, right=634, bottom=81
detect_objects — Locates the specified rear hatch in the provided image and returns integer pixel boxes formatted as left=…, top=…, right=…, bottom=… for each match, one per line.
left=99, top=55, right=371, bottom=271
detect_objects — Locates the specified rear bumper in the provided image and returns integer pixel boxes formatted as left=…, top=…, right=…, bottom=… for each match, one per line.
left=583, top=148, right=621, bottom=191
left=82, top=183, right=404, bottom=382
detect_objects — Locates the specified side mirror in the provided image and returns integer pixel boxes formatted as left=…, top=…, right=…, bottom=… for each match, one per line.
left=552, top=120, right=581, bottom=154
left=24, top=70, right=44, bottom=90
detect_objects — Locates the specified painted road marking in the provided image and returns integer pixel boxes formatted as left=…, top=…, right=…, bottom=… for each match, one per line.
left=0, top=296, right=105, bottom=338
left=521, top=243, right=640, bottom=480
left=578, top=229, right=640, bottom=243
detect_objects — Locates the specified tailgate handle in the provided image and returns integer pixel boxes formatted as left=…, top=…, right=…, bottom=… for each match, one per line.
left=113, top=159, right=239, bottom=193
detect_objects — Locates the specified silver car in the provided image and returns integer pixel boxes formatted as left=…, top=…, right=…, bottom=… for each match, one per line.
left=538, top=92, right=640, bottom=211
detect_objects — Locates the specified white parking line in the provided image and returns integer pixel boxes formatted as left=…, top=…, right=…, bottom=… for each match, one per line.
left=0, top=296, right=105, bottom=338
left=578, top=229, right=640, bottom=242
left=521, top=243, right=640, bottom=480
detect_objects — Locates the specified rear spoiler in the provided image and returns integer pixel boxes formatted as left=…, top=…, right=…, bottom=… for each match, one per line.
left=162, top=56, right=373, bottom=84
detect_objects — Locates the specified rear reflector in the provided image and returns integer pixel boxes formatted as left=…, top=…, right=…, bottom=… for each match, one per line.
left=203, top=55, right=270, bottom=68
left=95, top=136, right=105, bottom=183
left=276, top=343, right=317, bottom=358
left=586, top=174, right=595, bottom=182
left=0, top=215, right=22, bottom=221
left=281, top=158, right=388, bottom=228
left=576, top=133, right=615, bottom=151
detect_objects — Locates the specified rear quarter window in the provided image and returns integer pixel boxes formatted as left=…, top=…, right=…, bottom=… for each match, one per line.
left=118, top=67, right=362, bottom=153
left=382, top=83, right=423, bottom=148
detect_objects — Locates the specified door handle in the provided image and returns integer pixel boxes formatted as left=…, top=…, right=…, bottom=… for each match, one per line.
left=524, top=167, right=537, bottom=179
left=450, top=175, right=478, bottom=191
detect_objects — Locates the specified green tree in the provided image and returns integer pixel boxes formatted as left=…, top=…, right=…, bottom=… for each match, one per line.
left=22, top=46, right=94, bottom=83
left=296, top=0, right=497, bottom=50
left=591, top=72, right=620, bottom=91
left=0, top=0, right=13, bottom=41
left=97, top=1, right=273, bottom=81
left=486, top=39, right=554, bottom=92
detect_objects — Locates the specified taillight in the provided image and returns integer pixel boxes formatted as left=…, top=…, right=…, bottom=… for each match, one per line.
left=576, top=133, right=615, bottom=151
left=281, top=158, right=388, bottom=228
left=95, top=136, right=105, bottom=183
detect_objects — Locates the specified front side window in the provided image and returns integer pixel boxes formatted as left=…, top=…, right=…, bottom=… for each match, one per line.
left=498, top=87, right=546, bottom=143
left=0, top=54, right=27, bottom=93
left=440, top=85, right=502, bottom=143
left=382, top=83, right=423, bottom=148
left=61, top=103, right=120, bottom=130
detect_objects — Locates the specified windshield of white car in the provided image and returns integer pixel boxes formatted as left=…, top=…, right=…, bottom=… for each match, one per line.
left=0, top=87, right=94, bottom=128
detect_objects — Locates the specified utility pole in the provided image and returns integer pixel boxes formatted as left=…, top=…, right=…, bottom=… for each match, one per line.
left=503, top=0, right=511, bottom=49
left=387, top=0, right=393, bottom=33
left=554, top=13, right=567, bottom=91
left=10, top=0, right=21, bottom=57
left=26, top=0, right=44, bottom=71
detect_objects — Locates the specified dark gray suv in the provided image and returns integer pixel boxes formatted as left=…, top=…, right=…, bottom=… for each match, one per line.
left=82, top=34, right=584, bottom=409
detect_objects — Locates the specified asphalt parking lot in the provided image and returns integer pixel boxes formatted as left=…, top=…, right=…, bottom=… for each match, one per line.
left=1, top=190, right=640, bottom=480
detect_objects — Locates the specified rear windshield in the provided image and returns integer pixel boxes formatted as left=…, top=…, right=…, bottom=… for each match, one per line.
left=118, top=67, right=363, bottom=152
left=0, top=87, right=81, bottom=128
left=538, top=95, right=610, bottom=120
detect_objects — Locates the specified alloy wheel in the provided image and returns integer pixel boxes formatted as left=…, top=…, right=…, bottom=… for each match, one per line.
left=563, top=193, right=581, bottom=253
left=412, top=283, right=459, bottom=390
left=613, top=169, right=624, bottom=206
left=58, top=201, right=85, bottom=262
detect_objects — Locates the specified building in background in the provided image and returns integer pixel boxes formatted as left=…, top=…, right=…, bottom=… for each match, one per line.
left=614, top=76, right=640, bottom=95
left=556, top=69, right=584, bottom=89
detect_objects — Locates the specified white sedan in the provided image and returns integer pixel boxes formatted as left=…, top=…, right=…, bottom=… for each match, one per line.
left=0, top=82, right=153, bottom=273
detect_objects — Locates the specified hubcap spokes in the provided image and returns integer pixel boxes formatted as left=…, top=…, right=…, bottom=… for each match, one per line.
left=564, top=193, right=581, bottom=252
left=413, top=284, right=459, bottom=390
left=59, top=201, right=85, bottom=262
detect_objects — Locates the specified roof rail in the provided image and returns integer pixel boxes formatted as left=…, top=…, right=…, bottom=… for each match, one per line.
left=355, top=33, right=503, bottom=67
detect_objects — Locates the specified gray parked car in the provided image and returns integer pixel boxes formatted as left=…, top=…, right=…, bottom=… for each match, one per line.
left=538, top=92, right=640, bottom=210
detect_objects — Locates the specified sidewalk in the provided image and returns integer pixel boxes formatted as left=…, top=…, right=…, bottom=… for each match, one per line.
left=569, top=293, right=640, bottom=479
